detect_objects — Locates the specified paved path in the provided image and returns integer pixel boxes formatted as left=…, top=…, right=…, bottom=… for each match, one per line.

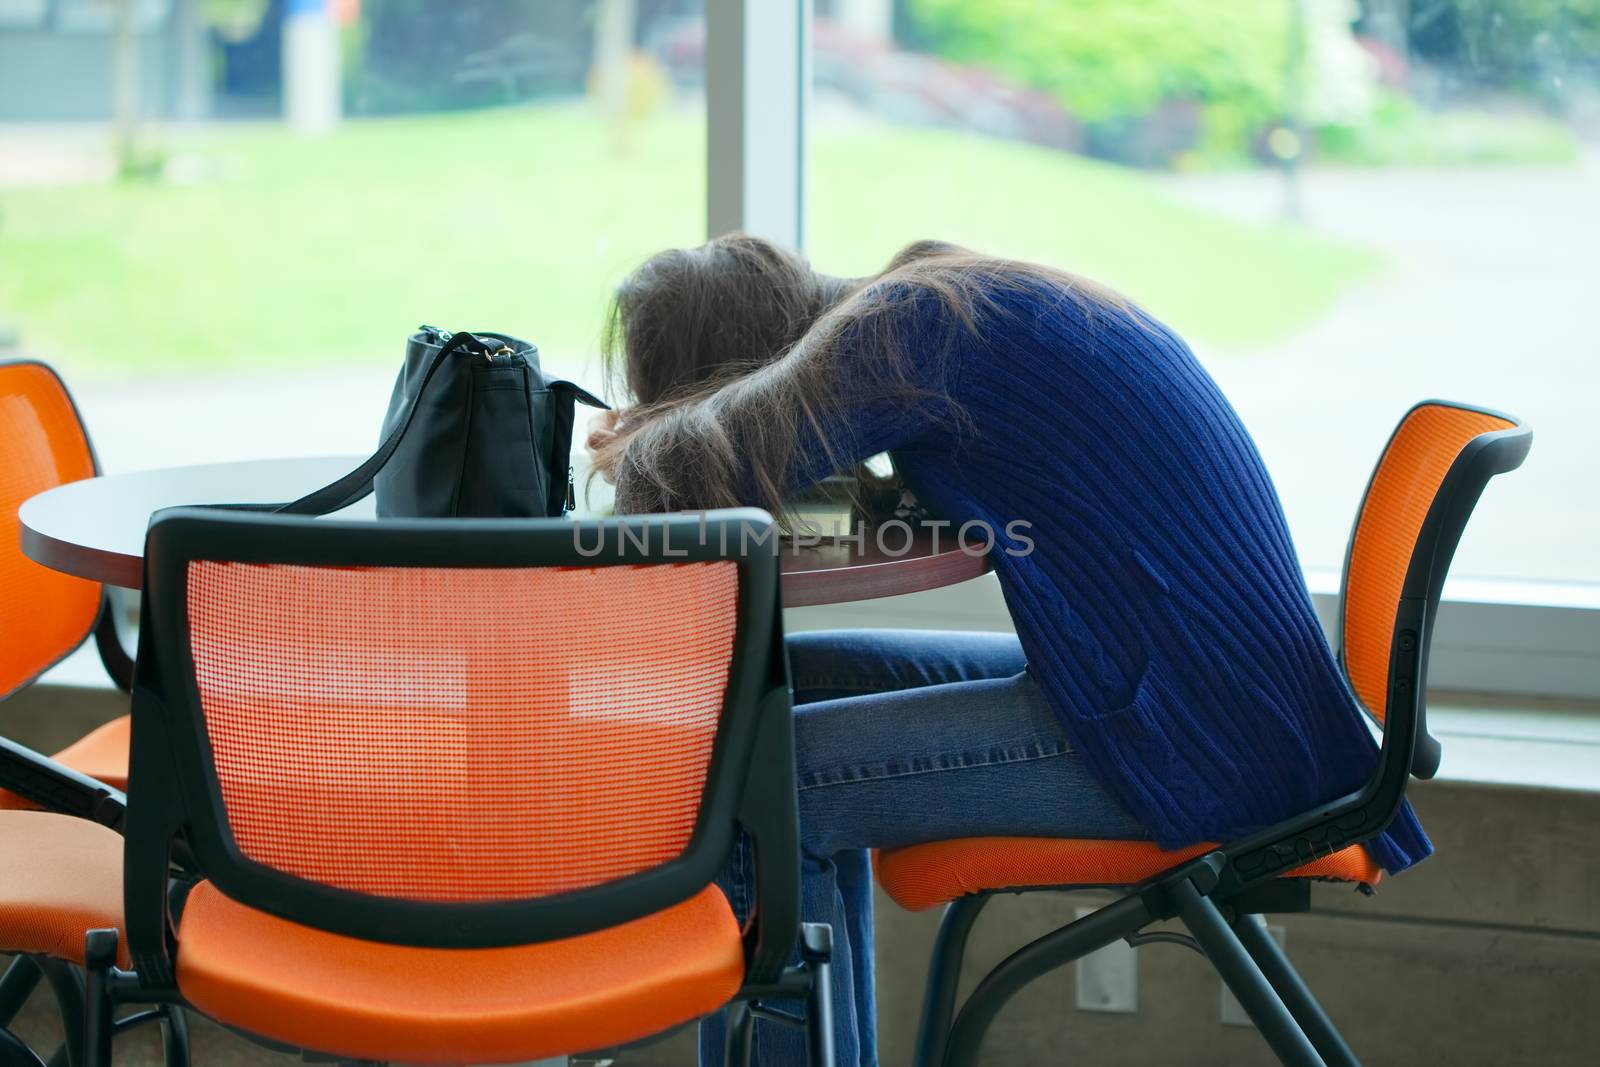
left=75, top=369, right=402, bottom=471
left=1169, top=154, right=1600, bottom=585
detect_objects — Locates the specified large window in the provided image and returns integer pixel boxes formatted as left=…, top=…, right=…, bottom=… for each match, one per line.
left=0, top=0, right=704, bottom=464
left=808, top=0, right=1599, bottom=589
left=4, top=0, right=1596, bottom=695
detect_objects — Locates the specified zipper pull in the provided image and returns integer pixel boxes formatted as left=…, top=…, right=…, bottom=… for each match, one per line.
left=565, top=466, right=576, bottom=513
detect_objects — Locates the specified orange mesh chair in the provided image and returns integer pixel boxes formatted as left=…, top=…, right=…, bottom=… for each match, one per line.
left=84, top=508, right=834, bottom=1066
left=0, top=360, right=155, bottom=1063
left=1, top=359, right=134, bottom=820
left=873, top=401, right=1530, bottom=1067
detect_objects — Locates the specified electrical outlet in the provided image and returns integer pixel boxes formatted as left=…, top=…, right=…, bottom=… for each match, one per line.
left=1074, top=906, right=1139, bottom=1013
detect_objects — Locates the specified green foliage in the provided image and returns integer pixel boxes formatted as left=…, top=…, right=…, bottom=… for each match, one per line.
left=906, top=0, right=1295, bottom=160
left=899, top=1, right=1587, bottom=167
left=1316, top=90, right=1578, bottom=165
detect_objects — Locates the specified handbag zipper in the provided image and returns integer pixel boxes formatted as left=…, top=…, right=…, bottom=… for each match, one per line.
left=565, top=466, right=576, bottom=513
left=422, top=325, right=511, bottom=362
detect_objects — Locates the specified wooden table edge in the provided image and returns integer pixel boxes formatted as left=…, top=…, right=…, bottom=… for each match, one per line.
left=20, top=509, right=144, bottom=591
left=21, top=468, right=998, bottom=605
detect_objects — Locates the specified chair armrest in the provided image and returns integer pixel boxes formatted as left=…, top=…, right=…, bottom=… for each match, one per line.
left=0, top=736, right=125, bottom=830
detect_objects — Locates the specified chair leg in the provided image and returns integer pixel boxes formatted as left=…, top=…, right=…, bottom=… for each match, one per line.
left=723, top=1002, right=755, bottom=1067
left=0, top=959, right=42, bottom=1027
left=942, top=894, right=1152, bottom=1067
left=0, top=1027, right=47, bottom=1067
left=800, top=923, right=836, bottom=1067
left=912, top=895, right=988, bottom=1067
left=34, top=961, right=83, bottom=1067
left=1169, top=880, right=1325, bottom=1067
left=159, top=1007, right=189, bottom=1067
left=1231, top=913, right=1360, bottom=1067
left=81, top=931, right=118, bottom=1067
left=88, top=1010, right=188, bottom=1067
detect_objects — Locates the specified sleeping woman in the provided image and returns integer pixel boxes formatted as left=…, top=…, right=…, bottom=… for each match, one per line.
left=586, top=234, right=1427, bottom=1067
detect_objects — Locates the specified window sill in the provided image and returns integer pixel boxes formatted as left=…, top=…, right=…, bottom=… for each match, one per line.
left=1428, top=695, right=1600, bottom=795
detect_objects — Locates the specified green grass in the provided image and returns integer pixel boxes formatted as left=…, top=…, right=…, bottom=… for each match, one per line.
left=0, top=103, right=1379, bottom=380
left=1317, top=103, right=1580, bottom=168
left=809, top=124, right=1380, bottom=346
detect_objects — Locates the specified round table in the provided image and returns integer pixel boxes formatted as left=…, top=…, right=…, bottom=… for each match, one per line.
left=20, top=457, right=992, bottom=607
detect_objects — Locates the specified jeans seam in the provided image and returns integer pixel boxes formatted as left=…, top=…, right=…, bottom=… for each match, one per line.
left=793, top=675, right=912, bottom=696
left=797, top=737, right=1073, bottom=792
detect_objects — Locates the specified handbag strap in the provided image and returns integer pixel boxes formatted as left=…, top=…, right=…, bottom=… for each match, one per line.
left=273, top=330, right=487, bottom=516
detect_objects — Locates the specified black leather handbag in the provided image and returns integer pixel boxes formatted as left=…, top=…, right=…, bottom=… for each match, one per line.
left=278, top=326, right=606, bottom=519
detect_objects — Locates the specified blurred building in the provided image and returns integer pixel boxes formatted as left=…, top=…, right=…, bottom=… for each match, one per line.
left=0, top=0, right=712, bottom=123
left=0, top=0, right=210, bottom=121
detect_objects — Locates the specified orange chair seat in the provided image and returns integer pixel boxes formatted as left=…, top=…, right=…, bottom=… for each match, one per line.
left=49, top=713, right=131, bottom=788
left=0, top=810, right=127, bottom=965
left=175, top=880, right=746, bottom=1065
left=876, top=837, right=1382, bottom=913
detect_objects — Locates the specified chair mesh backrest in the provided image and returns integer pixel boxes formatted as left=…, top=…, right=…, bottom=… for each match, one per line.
left=184, top=559, right=740, bottom=902
left=0, top=363, right=100, bottom=698
left=1342, top=403, right=1514, bottom=723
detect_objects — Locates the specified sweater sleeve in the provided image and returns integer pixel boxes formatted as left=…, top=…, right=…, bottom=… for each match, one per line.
left=612, top=281, right=967, bottom=515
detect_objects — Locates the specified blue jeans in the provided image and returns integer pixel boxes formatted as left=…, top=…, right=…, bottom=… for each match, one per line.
left=698, top=630, right=1146, bottom=1066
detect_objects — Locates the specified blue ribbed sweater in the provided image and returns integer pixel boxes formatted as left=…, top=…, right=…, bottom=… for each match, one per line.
left=782, top=279, right=1430, bottom=874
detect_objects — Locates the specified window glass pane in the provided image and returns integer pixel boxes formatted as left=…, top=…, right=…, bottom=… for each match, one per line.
left=0, top=0, right=48, bottom=30
left=0, top=0, right=704, bottom=467
left=810, top=0, right=1597, bottom=586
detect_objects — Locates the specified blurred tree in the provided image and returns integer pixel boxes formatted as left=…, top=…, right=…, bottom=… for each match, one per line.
left=589, top=0, right=672, bottom=153
left=594, top=0, right=636, bottom=148
left=908, top=0, right=1289, bottom=128
left=111, top=0, right=148, bottom=177
left=906, top=0, right=1377, bottom=165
